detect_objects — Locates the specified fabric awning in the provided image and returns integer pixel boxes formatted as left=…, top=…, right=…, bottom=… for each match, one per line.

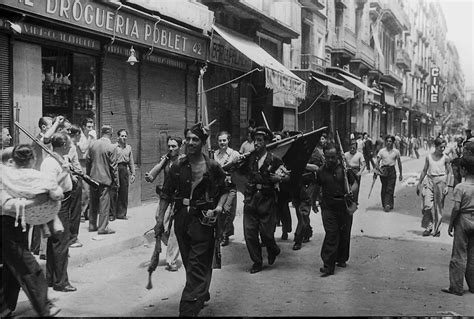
left=383, top=88, right=396, bottom=107
left=213, top=25, right=306, bottom=99
left=312, top=77, right=354, bottom=100
left=339, top=74, right=380, bottom=95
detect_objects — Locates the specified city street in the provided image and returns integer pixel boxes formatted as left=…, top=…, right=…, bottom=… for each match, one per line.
left=13, top=150, right=473, bottom=317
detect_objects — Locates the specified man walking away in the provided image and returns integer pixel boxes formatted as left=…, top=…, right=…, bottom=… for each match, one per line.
left=87, top=125, right=118, bottom=235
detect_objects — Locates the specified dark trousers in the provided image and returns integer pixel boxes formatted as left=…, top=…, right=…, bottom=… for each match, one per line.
left=320, top=205, right=353, bottom=271
left=30, top=224, right=41, bottom=255
left=69, top=179, right=82, bottom=244
left=276, top=190, right=292, bottom=234
left=221, top=189, right=237, bottom=238
left=112, top=163, right=129, bottom=219
left=243, top=194, right=280, bottom=266
left=47, top=195, right=71, bottom=289
left=449, top=213, right=474, bottom=294
left=380, top=166, right=397, bottom=209
left=452, top=164, right=462, bottom=187
left=293, top=184, right=314, bottom=244
left=174, top=208, right=215, bottom=317
left=364, top=154, right=375, bottom=171
left=90, top=184, right=110, bottom=232
left=0, top=216, right=50, bottom=316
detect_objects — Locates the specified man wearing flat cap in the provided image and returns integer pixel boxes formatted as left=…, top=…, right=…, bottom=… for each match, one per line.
left=154, top=122, right=228, bottom=317
left=238, top=126, right=290, bottom=274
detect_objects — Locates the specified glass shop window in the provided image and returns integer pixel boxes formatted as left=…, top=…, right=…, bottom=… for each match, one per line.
left=42, top=48, right=98, bottom=127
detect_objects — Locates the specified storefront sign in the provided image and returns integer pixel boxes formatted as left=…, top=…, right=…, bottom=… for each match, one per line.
left=209, top=34, right=252, bottom=72
left=265, top=68, right=306, bottom=100
left=430, top=67, right=439, bottom=103
left=2, top=0, right=207, bottom=60
left=273, top=92, right=298, bottom=109
left=10, top=21, right=100, bottom=50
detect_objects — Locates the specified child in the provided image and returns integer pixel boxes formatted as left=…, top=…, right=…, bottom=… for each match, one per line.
left=1, top=144, right=63, bottom=232
left=442, top=156, right=474, bottom=296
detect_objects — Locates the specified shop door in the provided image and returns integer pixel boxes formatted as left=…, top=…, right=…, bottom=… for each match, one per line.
left=140, top=63, right=187, bottom=201
left=102, top=56, right=140, bottom=206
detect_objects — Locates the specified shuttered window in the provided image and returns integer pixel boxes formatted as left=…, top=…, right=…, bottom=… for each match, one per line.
left=0, top=34, right=11, bottom=133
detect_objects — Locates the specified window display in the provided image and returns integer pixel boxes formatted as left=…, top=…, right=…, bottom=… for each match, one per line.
left=42, top=48, right=98, bottom=126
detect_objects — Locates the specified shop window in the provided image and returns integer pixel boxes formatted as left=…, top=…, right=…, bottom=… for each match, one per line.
left=42, top=48, right=98, bottom=127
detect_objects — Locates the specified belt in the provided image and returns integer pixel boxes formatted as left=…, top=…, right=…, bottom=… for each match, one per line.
left=118, top=162, right=128, bottom=165
left=428, top=174, right=445, bottom=178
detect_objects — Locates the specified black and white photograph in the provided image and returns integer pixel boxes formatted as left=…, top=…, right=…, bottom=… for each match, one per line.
left=1, top=0, right=473, bottom=316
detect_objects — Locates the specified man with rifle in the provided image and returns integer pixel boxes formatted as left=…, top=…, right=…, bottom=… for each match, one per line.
left=153, top=123, right=228, bottom=317
left=316, top=142, right=358, bottom=277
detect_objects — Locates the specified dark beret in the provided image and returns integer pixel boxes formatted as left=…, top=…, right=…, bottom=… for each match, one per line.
left=189, top=122, right=209, bottom=142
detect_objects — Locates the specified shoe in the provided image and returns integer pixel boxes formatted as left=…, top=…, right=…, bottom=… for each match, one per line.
left=53, top=284, right=77, bottom=292
left=441, top=287, right=462, bottom=296
left=292, top=243, right=302, bottom=250
left=117, top=216, right=128, bottom=220
left=302, top=236, right=311, bottom=243
left=336, top=262, right=347, bottom=268
left=384, top=205, right=391, bottom=212
left=165, top=264, right=179, bottom=272
left=221, top=236, right=229, bottom=247
left=422, top=229, right=432, bottom=237
left=69, top=241, right=83, bottom=248
left=281, top=232, right=288, bottom=240
left=249, top=263, right=262, bottom=274
left=109, top=216, right=116, bottom=222
left=268, top=247, right=280, bottom=265
left=320, top=267, right=334, bottom=277
left=98, top=228, right=115, bottom=235
left=432, top=230, right=440, bottom=237
left=46, top=304, right=61, bottom=317
left=88, top=226, right=98, bottom=232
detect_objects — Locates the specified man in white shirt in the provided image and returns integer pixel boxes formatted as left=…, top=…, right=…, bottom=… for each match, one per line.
left=376, top=135, right=403, bottom=212
left=76, top=118, right=96, bottom=221
left=214, top=131, right=240, bottom=246
left=40, top=132, right=76, bottom=292
left=344, top=140, right=366, bottom=202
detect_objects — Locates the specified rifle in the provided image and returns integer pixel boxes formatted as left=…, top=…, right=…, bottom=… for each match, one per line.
left=335, top=130, right=358, bottom=215
left=15, top=121, right=100, bottom=189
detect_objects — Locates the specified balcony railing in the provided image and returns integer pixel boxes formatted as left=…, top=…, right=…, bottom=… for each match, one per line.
left=387, top=64, right=403, bottom=83
left=395, top=49, right=411, bottom=71
left=300, top=54, right=327, bottom=73
left=383, top=0, right=410, bottom=30
left=354, top=39, right=375, bottom=67
left=333, top=26, right=357, bottom=56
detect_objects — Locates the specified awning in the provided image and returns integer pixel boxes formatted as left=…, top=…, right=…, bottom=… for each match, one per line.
left=383, top=88, right=396, bottom=107
left=312, top=77, right=354, bottom=100
left=213, top=25, right=306, bottom=99
left=339, top=74, right=380, bottom=95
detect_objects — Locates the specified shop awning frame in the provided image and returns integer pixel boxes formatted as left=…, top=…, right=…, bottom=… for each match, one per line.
left=212, top=25, right=306, bottom=99
left=339, top=73, right=380, bottom=95
left=312, top=76, right=354, bottom=100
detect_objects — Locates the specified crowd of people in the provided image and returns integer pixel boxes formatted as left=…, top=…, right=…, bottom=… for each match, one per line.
left=1, top=119, right=473, bottom=317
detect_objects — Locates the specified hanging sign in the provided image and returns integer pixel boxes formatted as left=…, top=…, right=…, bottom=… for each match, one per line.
left=430, top=67, right=439, bottom=103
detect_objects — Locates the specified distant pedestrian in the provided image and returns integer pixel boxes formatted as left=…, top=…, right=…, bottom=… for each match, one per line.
left=214, top=131, right=240, bottom=246
left=76, top=118, right=96, bottom=221
left=442, top=156, right=474, bottom=296
left=445, top=137, right=464, bottom=187
left=416, top=137, right=450, bottom=237
left=344, top=140, right=365, bottom=202
left=375, top=135, right=403, bottom=212
left=310, top=133, right=327, bottom=213
left=239, top=128, right=255, bottom=154
left=316, top=144, right=358, bottom=277
left=362, top=133, right=375, bottom=171
left=1, top=127, right=12, bottom=149
left=110, top=129, right=136, bottom=220
left=87, top=125, right=118, bottom=235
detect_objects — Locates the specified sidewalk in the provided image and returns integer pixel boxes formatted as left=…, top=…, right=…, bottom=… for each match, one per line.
left=64, top=147, right=431, bottom=268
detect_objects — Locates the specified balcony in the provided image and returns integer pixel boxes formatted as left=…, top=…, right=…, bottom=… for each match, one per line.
left=300, top=54, right=327, bottom=73
left=332, top=26, right=357, bottom=58
left=395, top=49, right=411, bottom=71
left=382, top=0, right=410, bottom=31
left=369, top=0, right=383, bottom=20
left=298, top=0, right=325, bottom=13
left=381, top=63, right=404, bottom=86
left=352, top=39, right=375, bottom=69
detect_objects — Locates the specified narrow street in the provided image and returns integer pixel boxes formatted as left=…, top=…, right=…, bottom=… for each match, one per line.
left=13, top=151, right=473, bottom=317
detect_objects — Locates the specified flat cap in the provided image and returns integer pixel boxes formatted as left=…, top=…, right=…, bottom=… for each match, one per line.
left=254, top=126, right=273, bottom=141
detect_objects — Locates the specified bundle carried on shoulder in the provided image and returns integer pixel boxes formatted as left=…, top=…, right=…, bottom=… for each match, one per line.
left=1, top=165, right=62, bottom=230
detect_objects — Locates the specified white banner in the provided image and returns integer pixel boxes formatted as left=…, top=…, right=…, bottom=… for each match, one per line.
left=265, top=68, right=306, bottom=100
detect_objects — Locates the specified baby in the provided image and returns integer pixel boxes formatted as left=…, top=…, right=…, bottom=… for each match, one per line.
left=1, top=144, right=63, bottom=233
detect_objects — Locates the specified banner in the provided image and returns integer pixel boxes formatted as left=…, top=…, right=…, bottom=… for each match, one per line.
left=265, top=68, right=306, bottom=100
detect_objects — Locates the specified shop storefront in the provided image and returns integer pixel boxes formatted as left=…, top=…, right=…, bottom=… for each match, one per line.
left=0, top=0, right=208, bottom=204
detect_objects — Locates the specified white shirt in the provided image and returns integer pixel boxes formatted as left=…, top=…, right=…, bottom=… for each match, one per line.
left=344, top=151, right=365, bottom=169
left=377, top=148, right=400, bottom=167
left=215, top=147, right=240, bottom=167
left=41, top=155, right=73, bottom=192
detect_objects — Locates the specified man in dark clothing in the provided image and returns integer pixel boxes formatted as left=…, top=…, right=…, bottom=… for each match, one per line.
left=154, top=123, right=228, bottom=317
left=292, top=169, right=315, bottom=251
left=239, top=127, right=290, bottom=274
left=316, top=144, right=358, bottom=277
left=362, top=132, right=375, bottom=171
